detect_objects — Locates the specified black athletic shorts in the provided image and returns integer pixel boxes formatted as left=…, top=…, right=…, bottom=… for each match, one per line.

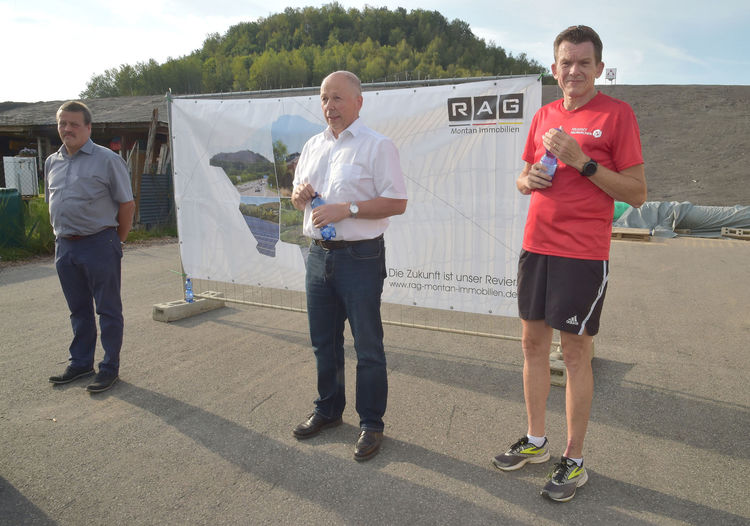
left=517, top=249, right=609, bottom=336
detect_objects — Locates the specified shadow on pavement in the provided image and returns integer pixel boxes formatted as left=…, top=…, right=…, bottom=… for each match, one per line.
left=0, top=476, right=57, bottom=526
left=112, top=381, right=746, bottom=524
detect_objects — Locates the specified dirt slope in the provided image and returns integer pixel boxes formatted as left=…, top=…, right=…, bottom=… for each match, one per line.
left=543, top=84, right=750, bottom=206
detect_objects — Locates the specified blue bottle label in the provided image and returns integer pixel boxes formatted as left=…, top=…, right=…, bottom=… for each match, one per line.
left=541, top=152, right=557, bottom=178
left=310, top=193, right=336, bottom=240
left=185, top=278, right=194, bottom=303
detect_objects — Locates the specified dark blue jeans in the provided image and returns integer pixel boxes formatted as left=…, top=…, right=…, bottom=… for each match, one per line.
left=55, top=228, right=123, bottom=375
left=305, top=237, right=387, bottom=432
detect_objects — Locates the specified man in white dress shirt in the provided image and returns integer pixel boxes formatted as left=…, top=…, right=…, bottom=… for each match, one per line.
left=290, top=71, right=408, bottom=461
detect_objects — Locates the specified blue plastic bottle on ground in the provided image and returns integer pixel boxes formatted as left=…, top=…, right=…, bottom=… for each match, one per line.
left=310, top=193, right=337, bottom=241
left=184, top=277, right=194, bottom=303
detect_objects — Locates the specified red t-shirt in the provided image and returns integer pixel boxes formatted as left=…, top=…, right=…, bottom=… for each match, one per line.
left=522, top=92, right=643, bottom=260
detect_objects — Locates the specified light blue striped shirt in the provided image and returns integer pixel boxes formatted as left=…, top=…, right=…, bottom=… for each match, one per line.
left=45, top=139, right=133, bottom=237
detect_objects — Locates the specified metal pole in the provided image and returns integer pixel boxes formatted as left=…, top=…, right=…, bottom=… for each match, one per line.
left=193, top=292, right=562, bottom=350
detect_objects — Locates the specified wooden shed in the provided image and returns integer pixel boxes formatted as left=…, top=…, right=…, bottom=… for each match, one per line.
left=0, top=95, right=172, bottom=226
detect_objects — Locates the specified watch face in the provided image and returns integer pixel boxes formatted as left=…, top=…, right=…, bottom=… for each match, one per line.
left=583, top=160, right=598, bottom=176
left=350, top=202, right=359, bottom=215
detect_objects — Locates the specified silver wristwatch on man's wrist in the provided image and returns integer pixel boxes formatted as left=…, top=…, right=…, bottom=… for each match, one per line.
left=349, top=201, right=359, bottom=218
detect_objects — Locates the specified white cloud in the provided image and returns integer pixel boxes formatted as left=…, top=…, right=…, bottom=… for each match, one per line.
left=2, top=0, right=749, bottom=101
left=0, top=1, right=253, bottom=101
left=471, top=27, right=550, bottom=65
left=645, top=39, right=707, bottom=66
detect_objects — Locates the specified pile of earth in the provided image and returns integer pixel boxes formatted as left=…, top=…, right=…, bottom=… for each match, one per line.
left=543, top=84, right=750, bottom=207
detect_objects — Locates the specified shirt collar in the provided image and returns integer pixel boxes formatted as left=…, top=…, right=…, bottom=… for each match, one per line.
left=324, top=117, right=363, bottom=140
left=59, top=138, right=95, bottom=157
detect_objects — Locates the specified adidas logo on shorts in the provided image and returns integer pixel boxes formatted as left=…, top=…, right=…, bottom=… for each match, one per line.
left=566, top=315, right=579, bottom=325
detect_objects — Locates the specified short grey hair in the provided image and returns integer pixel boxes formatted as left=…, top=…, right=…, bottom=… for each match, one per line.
left=323, top=71, right=362, bottom=95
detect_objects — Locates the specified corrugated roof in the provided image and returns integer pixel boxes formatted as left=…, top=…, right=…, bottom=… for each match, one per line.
left=0, top=95, right=169, bottom=126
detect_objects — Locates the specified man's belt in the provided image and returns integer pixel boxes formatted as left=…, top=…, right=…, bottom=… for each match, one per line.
left=60, top=227, right=115, bottom=241
left=313, top=234, right=383, bottom=251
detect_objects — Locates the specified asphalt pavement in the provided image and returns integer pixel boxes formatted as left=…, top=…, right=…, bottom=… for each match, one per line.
left=1, top=236, right=748, bottom=525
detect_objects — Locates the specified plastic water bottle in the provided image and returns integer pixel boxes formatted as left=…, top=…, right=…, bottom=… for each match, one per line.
left=184, top=277, right=194, bottom=303
left=540, top=149, right=558, bottom=178
left=541, top=126, right=562, bottom=178
left=310, top=193, right=337, bottom=241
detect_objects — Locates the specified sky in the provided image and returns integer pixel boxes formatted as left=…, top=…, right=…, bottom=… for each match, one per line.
left=2, top=0, right=749, bottom=102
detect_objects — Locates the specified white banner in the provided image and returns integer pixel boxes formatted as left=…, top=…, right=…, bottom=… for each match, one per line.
left=170, top=76, right=539, bottom=317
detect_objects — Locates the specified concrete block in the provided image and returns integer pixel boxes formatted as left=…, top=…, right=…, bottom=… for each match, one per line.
left=152, top=291, right=226, bottom=322
left=549, top=340, right=595, bottom=387
left=550, top=358, right=567, bottom=387
left=611, top=227, right=651, bottom=241
left=722, top=227, right=750, bottom=240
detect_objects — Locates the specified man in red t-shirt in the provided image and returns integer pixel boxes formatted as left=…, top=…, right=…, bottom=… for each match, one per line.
left=491, top=25, right=647, bottom=502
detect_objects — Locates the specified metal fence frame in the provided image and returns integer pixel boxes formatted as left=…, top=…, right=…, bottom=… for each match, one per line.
left=167, top=75, right=561, bottom=352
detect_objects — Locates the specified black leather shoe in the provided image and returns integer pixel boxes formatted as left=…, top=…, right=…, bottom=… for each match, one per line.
left=49, top=366, right=94, bottom=384
left=354, top=429, right=383, bottom=461
left=86, top=371, right=119, bottom=393
left=292, top=412, right=342, bottom=439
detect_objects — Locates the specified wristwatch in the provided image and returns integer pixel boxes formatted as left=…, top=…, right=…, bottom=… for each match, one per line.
left=349, top=201, right=359, bottom=218
left=580, top=158, right=598, bottom=177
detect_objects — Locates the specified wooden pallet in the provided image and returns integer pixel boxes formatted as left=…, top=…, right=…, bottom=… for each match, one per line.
left=611, top=227, right=651, bottom=241
left=721, top=227, right=750, bottom=240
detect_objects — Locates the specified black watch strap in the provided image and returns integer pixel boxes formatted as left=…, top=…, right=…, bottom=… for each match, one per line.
left=581, top=159, right=598, bottom=177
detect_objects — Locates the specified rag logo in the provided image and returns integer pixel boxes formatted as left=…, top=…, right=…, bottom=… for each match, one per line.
left=448, top=93, right=524, bottom=123
left=473, top=96, right=498, bottom=120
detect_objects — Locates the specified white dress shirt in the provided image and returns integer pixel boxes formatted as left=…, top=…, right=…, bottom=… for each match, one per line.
left=293, top=118, right=407, bottom=240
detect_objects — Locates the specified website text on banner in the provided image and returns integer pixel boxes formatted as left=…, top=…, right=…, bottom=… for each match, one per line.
left=170, top=76, right=539, bottom=317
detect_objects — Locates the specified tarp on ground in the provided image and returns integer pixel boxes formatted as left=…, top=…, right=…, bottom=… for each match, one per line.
left=614, top=201, right=750, bottom=237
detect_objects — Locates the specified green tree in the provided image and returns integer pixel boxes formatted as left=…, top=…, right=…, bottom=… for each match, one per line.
left=231, top=55, right=252, bottom=91
left=80, top=68, right=119, bottom=98
left=80, top=3, right=549, bottom=98
left=272, top=140, right=293, bottom=189
left=202, top=56, right=234, bottom=93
